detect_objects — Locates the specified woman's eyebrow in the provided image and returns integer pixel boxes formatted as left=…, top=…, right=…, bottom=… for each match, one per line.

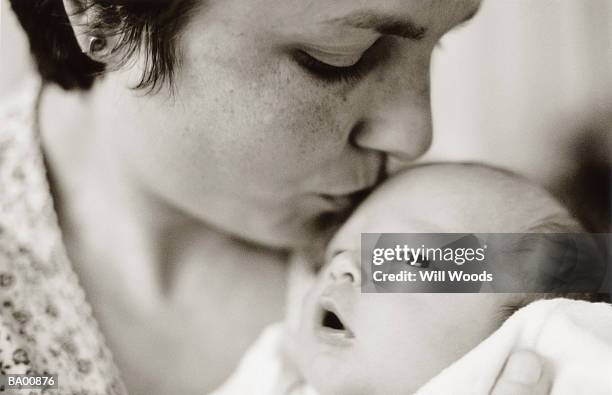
left=326, top=11, right=427, bottom=40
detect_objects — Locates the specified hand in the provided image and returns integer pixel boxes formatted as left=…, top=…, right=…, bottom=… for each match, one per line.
left=491, top=350, right=552, bottom=395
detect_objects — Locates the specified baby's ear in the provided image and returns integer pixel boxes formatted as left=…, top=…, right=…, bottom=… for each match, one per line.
left=520, top=234, right=605, bottom=293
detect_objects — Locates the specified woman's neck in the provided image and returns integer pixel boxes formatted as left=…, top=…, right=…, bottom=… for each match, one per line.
left=37, top=81, right=291, bottom=393
left=37, top=81, right=288, bottom=313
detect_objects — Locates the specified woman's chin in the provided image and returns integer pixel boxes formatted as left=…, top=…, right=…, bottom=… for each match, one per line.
left=231, top=223, right=320, bottom=250
left=226, top=214, right=343, bottom=251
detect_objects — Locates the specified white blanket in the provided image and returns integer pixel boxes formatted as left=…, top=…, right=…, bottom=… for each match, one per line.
left=209, top=324, right=316, bottom=395
left=211, top=299, right=612, bottom=395
left=416, top=299, right=612, bottom=395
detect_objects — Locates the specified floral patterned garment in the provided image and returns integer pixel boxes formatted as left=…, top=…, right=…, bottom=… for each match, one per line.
left=0, top=78, right=128, bottom=394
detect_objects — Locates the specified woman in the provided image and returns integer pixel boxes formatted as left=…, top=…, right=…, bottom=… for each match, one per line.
left=2, top=0, right=550, bottom=394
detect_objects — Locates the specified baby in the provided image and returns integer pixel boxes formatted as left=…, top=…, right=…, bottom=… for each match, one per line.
left=213, top=163, right=605, bottom=395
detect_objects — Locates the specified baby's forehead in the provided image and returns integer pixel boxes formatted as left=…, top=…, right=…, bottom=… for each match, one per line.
left=347, top=164, right=568, bottom=233
left=326, top=164, right=591, bottom=275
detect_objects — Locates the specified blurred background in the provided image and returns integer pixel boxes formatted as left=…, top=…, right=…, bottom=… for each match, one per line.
left=426, top=0, right=612, bottom=235
left=2, top=0, right=611, bottom=233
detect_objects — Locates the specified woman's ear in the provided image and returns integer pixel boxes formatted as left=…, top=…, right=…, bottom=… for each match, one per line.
left=62, top=0, right=115, bottom=62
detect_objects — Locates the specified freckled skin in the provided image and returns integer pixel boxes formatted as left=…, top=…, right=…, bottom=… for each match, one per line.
left=92, top=0, right=480, bottom=249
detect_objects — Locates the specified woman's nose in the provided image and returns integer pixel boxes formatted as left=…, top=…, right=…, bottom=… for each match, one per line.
left=328, top=251, right=361, bottom=286
left=351, top=69, right=433, bottom=165
left=352, top=100, right=433, bottom=164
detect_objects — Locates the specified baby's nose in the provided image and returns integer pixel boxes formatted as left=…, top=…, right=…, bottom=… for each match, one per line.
left=328, top=251, right=361, bottom=286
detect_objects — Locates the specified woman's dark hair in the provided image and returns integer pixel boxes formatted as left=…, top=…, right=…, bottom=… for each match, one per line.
left=9, top=0, right=198, bottom=91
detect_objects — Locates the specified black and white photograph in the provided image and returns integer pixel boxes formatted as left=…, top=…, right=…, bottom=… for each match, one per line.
left=1, top=0, right=611, bottom=394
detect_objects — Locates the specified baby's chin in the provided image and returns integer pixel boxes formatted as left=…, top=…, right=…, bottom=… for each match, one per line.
left=307, top=371, right=419, bottom=395
left=295, top=333, right=415, bottom=395
left=293, top=322, right=360, bottom=395
left=305, top=371, right=364, bottom=395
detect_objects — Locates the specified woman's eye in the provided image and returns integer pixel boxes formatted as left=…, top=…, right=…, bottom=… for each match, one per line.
left=292, top=44, right=379, bottom=84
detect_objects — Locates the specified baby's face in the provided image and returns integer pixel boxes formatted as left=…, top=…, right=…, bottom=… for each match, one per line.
left=295, top=251, right=511, bottom=395
left=294, top=165, right=567, bottom=394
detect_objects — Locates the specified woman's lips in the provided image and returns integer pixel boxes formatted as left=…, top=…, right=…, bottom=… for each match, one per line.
left=316, top=185, right=375, bottom=211
left=315, top=297, right=355, bottom=347
left=315, top=194, right=355, bottom=211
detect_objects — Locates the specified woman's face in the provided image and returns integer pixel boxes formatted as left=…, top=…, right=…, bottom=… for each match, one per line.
left=94, top=0, right=480, bottom=248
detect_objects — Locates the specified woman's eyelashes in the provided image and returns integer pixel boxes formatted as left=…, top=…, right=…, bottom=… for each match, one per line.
left=293, top=50, right=366, bottom=84
left=292, top=40, right=382, bottom=84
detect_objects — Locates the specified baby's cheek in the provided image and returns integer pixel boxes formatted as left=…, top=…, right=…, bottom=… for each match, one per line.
left=352, top=300, right=435, bottom=387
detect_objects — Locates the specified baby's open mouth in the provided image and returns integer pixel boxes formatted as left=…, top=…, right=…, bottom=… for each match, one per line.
left=322, top=309, right=346, bottom=331
left=316, top=299, right=355, bottom=345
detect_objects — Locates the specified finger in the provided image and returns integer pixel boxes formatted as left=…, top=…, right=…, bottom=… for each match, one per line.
left=491, top=350, right=552, bottom=395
